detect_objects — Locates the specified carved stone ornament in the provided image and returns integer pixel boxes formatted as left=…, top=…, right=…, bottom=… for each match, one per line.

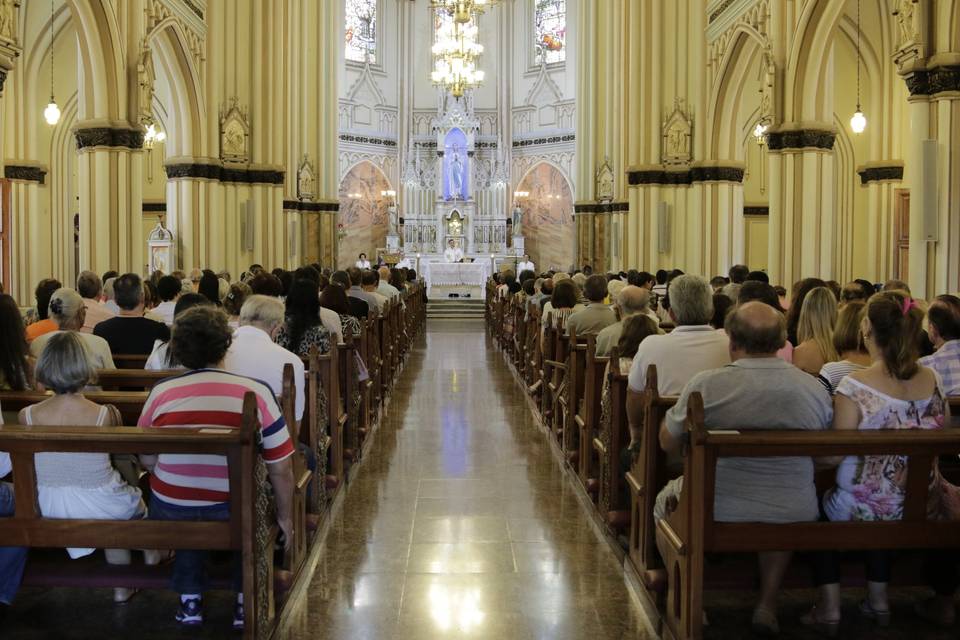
left=297, top=154, right=316, bottom=201
left=891, top=0, right=926, bottom=73
left=137, top=41, right=156, bottom=124
left=661, top=97, right=693, bottom=166
left=147, top=221, right=174, bottom=274
left=220, top=97, right=250, bottom=164
left=595, top=157, right=615, bottom=203
left=0, top=0, right=17, bottom=43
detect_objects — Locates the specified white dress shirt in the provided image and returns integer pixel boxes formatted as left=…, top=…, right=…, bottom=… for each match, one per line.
left=319, top=306, right=344, bottom=345
left=517, top=260, right=535, bottom=273
left=224, top=325, right=306, bottom=421
left=627, top=324, right=731, bottom=394
left=444, top=247, right=464, bottom=263
left=153, top=300, right=177, bottom=326
left=355, top=260, right=371, bottom=269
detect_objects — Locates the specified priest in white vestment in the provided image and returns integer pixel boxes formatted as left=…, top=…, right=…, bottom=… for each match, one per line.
left=517, top=255, right=535, bottom=273
left=443, top=240, right=464, bottom=263
left=355, top=253, right=371, bottom=269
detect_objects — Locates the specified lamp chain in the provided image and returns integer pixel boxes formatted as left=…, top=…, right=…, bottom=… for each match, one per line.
left=50, top=0, right=54, bottom=100
left=856, top=0, right=861, bottom=110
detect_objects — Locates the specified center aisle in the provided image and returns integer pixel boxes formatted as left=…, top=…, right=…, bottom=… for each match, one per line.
left=279, top=320, right=655, bottom=640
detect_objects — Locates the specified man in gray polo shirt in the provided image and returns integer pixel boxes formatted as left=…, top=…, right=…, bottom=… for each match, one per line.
left=655, top=301, right=832, bottom=635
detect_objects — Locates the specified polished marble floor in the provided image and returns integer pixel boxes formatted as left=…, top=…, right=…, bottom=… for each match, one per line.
left=278, top=320, right=655, bottom=640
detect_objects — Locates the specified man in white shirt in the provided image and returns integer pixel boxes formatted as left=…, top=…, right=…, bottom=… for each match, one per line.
left=223, top=295, right=305, bottom=424
left=443, top=239, right=464, bottom=263
left=376, top=266, right=400, bottom=298
left=517, top=255, right=535, bottom=273
left=153, top=275, right=182, bottom=326
left=395, top=255, right=412, bottom=270
left=626, top=274, right=730, bottom=441
left=596, top=286, right=658, bottom=356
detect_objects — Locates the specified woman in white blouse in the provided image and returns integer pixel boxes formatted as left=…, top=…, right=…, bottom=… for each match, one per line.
left=355, top=253, right=371, bottom=269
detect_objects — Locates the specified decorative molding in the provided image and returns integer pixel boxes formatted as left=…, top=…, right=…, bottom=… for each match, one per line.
left=75, top=127, right=145, bottom=150
left=574, top=201, right=629, bottom=214
left=743, top=205, right=769, bottom=216
left=765, top=129, right=835, bottom=151
left=142, top=201, right=167, bottom=212
left=902, top=65, right=960, bottom=96
left=627, top=164, right=745, bottom=186
left=164, top=163, right=284, bottom=184
left=857, top=164, right=905, bottom=185
left=4, top=165, right=46, bottom=184
left=512, top=134, right=575, bottom=148
left=282, top=200, right=340, bottom=213
left=338, top=134, right=398, bottom=147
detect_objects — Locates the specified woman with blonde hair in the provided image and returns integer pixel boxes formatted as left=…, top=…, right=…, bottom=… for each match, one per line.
left=793, top=286, right=839, bottom=374
left=817, top=300, right=871, bottom=394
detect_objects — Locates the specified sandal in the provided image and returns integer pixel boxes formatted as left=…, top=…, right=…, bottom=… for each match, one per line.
left=800, top=606, right=840, bottom=638
left=859, top=599, right=891, bottom=627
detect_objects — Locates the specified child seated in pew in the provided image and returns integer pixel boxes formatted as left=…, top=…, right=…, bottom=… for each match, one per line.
left=803, top=291, right=960, bottom=635
left=19, top=332, right=150, bottom=605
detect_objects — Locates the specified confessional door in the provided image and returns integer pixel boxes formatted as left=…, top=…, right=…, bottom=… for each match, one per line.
left=894, top=189, right=910, bottom=282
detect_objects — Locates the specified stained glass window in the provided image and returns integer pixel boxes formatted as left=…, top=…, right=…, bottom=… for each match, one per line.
left=345, top=0, right=377, bottom=63
left=535, top=0, right=566, bottom=65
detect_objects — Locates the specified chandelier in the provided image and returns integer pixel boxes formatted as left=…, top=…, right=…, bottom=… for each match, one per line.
left=430, top=0, right=500, bottom=24
left=431, top=17, right=485, bottom=98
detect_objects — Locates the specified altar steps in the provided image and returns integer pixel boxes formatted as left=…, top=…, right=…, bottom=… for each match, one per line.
left=426, top=298, right=486, bottom=320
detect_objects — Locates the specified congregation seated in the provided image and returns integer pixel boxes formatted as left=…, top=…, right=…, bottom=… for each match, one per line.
left=737, top=281, right=793, bottom=362
left=30, top=288, right=115, bottom=372
left=784, top=277, right=827, bottom=346
left=320, top=284, right=361, bottom=339
left=596, top=285, right=656, bottom=357
left=803, top=290, right=960, bottom=633
left=817, top=300, right=871, bottom=394
left=377, top=266, right=400, bottom=299
left=792, top=286, right=838, bottom=374
left=655, top=301, right=833, bottom=635
left=335, top=269, right=370, bottom=320
left=21, top=332, right=148, bottom=604
left=76, top=271, right=115, bottom=333
left=197, top=272, right=222, bottom=307
left=222, top=280, right=252, bottom=327
left=276, top=279, right=332, bottom=357
left=565, top=274, right=617, bottom=336
left=24, top=278, right=61, bottom=342
left=360, top=270, right=387, bottom=314
left=153, top=275, right=181, bottom=326
left=720, top=263, right=749, bottom=300
left=137, top=305, right=295, bottom=630
left=102, top=276, right=121, bottom=315
left=0, top=294, right=32, bottom=392
left=920, top=294, right=960, bottom=395
left=93, top=273, right=170, bottom=357
left=295, top=266, right=343, bottom=345
left=541, top=280, right=581, bottom=342
left=345, top=267, right=378, bottom=317
left=145, top=293, right=211, bottom=370
left=709, top=293, right=734, bottom=330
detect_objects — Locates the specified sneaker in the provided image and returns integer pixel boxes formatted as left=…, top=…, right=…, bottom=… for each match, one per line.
left=175, top=597, right=203, bottom=626
left=233, top=601, right=245, bottom=631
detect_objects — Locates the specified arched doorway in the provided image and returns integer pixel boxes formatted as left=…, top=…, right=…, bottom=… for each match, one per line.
left=338, top=161, right=392, bottom=268
left=515, top=162, right=574, bottom=272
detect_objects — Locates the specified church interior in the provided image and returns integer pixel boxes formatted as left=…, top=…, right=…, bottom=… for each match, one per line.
left=1, top=0, right=960, bottom=638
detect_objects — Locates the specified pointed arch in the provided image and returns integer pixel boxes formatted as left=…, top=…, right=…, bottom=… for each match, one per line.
left=66, top=0, right=126, bottom=121
left=148, top=18, right=206, bottom=157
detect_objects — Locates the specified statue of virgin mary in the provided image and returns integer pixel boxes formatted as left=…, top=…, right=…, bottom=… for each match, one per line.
left=449, top=152, right=464, bottom=200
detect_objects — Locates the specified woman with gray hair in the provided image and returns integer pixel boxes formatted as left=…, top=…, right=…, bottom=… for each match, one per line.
left=19, top=332, right=147, bottom=604
left=28, top=288, right=115, bottom=372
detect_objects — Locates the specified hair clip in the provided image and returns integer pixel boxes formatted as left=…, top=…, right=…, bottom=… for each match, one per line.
left=902, top=298, right=917, bottom=316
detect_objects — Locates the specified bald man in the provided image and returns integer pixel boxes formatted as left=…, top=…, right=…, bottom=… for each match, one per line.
left=596, top=285, right=659, bottom=356
left=654, top=301, right=832, bottom=635
left=376, top=266, right=400, bottom=299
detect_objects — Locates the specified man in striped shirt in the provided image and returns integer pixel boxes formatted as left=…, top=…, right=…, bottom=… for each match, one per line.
left=921, top=294, right=960, bottom=396
left=138, top=306, right=295, bottom=630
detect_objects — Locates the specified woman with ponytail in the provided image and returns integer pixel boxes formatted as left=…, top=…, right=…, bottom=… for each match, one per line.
left=803, top=290, right=959, bottom=633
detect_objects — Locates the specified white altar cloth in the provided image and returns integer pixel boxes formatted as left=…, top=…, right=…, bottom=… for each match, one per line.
left=424, top=261, right=490, bottom=288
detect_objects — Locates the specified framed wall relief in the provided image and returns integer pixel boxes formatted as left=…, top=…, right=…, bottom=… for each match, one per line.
left=595, top=157, right=614, bottom=203
left=220, top=97, right=250, bottom=164
left=148, top=221, right=174, bottom=274
left=661, top=97, right=693, bottom=166
left=297, top=154, right=317, bottom=201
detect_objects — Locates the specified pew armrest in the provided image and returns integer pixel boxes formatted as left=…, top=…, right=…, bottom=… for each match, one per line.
left=625, top=471, right=643, bottom=496
left=592, top=437, right=606, bottom=455
left=656, top=518, right=686, bottom=556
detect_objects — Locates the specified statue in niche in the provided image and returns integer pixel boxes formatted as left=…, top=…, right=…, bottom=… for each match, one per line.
left=387, top=204, right=399, bottom=235
left=297, top=155, right=316, bottom=201
left=449, top=150, right=465, bottom=200
left=661, top=97, right=693, bottom=166
left=219, top=97, right=250, bottom=163
left=512, top=206, right=523, bottom=236
left=137, top=43, right=156, bottom=123
left=0, top=0, right=16, bottom=41
left=596, top=157, right=615, bottom=202
left=894, top=0, right=919, bottom=48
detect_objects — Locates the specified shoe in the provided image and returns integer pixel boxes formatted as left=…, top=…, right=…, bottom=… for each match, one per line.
left=175, top=597, right=203, bottom=626
left=233, top=601, right=245, bottom=631
left=914, top=597, right=956, bottom=628
left=751, top=607, right=779, bottom=637
left=859, top=599, right=891, bottom=627
left=113, top=587, right=139, bottom=604
left=800, top=606, right=840, bottom=638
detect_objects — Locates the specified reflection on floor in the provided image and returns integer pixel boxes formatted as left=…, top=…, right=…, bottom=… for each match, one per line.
left=277, top=319, right=654, bottom=640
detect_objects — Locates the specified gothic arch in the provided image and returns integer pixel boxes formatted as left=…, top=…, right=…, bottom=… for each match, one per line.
left=337, top=160, right=392, bottom=267
left=148, top=19, right=206, bottom=157
left=515, top=161, right=575, bottom=272
left=707, top=27, right=766, bottom=161
left=514, top=158, right=573, bottom=196
left=65, top=0, right=126, bottom=121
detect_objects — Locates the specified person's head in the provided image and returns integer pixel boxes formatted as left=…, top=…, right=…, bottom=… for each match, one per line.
left=710, top=293, right=735, bottom=330
left=833, top=300, right=868, bottom=357
left=223, top=281, right=253, bottom=316
left=541, top=278, right=554, bottom=297
left=617, top=314, right=660, bottom=360
left=523, top=254, right=530, bottom=262
left=34, top=278, right=62, bottom=320
left=655, top=269, right=668, bottom=285
left=746, top=270, right=769, bottom=284
left=448, top=239, right=455, bottom=247
left=248, top=263, right=264, bottom=276
left=114, top=273, right=145, bottom=311
left=737, top=281, right=784, bottom=312
left=101, top=270, right=118, bottom=285
left=361, top=269, right=378, bottom=289
left=797, top=286, right=839, bottom=362
left=666, top=275, right=714, bottom=326
left=926, top=294, right=960, bottom=349
left=378, top=266, right=391, bottom=282
left=521, top=278, right=536, bottom=297
left=785, top=277, right=827, bottom=338
left=103, top=277, right=117, bottom=302
left=358, top=252, right=367, bottom=261
left=615, top=285, right=651, bottom=320
left=189, top=268, right=203, bottom=285
left=583, top=274, right=608, bottom=303
left=157, top=275, right=182, bottom=302
left=198, top=272, right=221, bottom=305
left=840, top=281, right=872, bottom=305
left=883, top=279, right=911, bottom=295
left=0, top=294, right=30, bottom=390
left=239, top=295, right=286, bottom=337
left=47, top=287, right=86, bottom=330
left=143, top=280, right=159, bottom=309
left=284, top=278, right=322, bottom=348
left=863, top=290, right=925, bottom=380
left=247, top=273, right=284, bottom=297
left=76, top=271, right=103, bottom=300
left=35, top=331, right=95, bottom=394
left=726, top=301, right=786, bottom=359
left=571, top=272, right=587, bottom=291
left=294, top=266, right=321, bottom=285
left=606, top=279, right=626, bottom=302
left=709, top=276, right=728, bottom=292
left=331, top=270, right=352, bottom=289
left=170, top=306, right=233, bottom=370
left=346, top=266, right=363, bottom=287
left=728, top=264, right=749, bottom=284
left=217, top=270, right=232, bottom=284
left=173, top=292, right=211, bottom=319
left=551, top=280, right=578, bottom=310
left=407, top=269, right=418, bottom=282
left=320, top=284, right=352, bottom=316
left=518, top=269, right=535, bottom=285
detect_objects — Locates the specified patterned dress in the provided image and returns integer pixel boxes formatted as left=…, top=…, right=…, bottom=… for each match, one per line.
left=823, top=375, right=960, bottom=521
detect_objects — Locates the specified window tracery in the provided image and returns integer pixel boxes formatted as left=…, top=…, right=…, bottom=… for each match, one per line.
left=535, top=0, right=565, bottom=65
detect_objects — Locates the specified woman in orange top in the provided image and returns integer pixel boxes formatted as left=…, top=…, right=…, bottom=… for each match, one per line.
left=25, top=279, right=62, bottom=343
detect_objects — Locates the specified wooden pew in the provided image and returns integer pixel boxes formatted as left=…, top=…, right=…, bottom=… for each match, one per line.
left=0, top=391, right=149, bottom=426
left=594, top=349, right=631, bottom=531
left=657, top=392, right=960, bottom=640
left=575, top=336, right=607, bottom=495
left=96, top=369, right=179, bottom=391
left=338, top=332, right=360, bottom=466
left=625, top=364, right=679, bottom=603
left=279, top=363, right=312, bottom=574
left=559, top=329, right=587, bottom=466
left=539, top=313, right=558, bottom=430
left=0, top=393, right=280, bottom=639
left=111, top=354, right=148, bottom=369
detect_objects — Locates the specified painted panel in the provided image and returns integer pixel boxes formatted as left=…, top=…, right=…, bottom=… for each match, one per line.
left=517, top=162, right=574, bottom=271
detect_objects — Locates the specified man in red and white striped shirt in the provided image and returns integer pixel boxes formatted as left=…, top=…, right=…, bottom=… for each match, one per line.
left=138, top=306, right=294, bottom=630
